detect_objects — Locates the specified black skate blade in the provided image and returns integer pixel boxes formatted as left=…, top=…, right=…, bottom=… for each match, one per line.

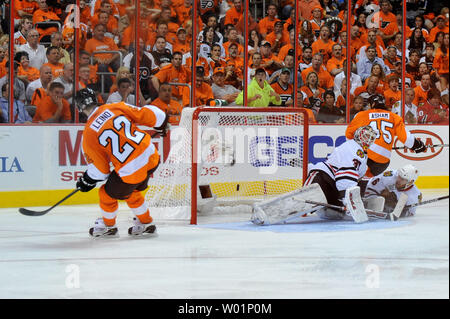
left=129, top=225, right=158, bottom=238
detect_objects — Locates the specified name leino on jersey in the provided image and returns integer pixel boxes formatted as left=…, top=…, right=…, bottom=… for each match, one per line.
left=90, top=110, right=114, bottom=132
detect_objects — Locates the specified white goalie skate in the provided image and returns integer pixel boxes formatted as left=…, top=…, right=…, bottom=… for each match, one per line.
left=128, top=217, right=157, bottom=237
left=89, top=218, right=119, bottom=238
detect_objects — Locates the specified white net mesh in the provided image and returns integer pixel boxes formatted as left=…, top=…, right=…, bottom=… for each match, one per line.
left=145, top=107, right=307, bottom=222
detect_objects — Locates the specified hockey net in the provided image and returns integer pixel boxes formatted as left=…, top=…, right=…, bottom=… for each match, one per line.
left=145, top=107, right=309, bottom=224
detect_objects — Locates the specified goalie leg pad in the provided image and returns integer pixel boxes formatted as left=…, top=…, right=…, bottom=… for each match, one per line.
left=343, top=186, right=369, bottom=223
left=315, top=207, right=345, bottom=220
left=363, top=196, right=385, bottom=212
left=251, top=184, right=327, bottom=225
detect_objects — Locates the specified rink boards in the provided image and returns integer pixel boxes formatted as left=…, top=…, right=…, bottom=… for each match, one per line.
left=0, top=124, right=448, bottom=208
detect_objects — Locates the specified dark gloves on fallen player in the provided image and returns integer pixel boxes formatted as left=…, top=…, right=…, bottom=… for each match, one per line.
left=411, top=138, right=426, bottom=153
left=76, top=171, right=98, bottom=192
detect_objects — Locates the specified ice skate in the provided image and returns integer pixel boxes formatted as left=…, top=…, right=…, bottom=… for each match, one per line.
left=89, top=218, right=119, bottom=238
left=128, top=217, right=157, bottom=237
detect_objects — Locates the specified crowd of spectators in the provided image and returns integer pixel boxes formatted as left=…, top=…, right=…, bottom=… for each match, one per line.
left=0, top=0, right=448, bottom=124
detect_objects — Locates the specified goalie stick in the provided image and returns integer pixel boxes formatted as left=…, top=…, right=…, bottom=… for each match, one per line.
left=392, top=143, right=449, bottom=150
left=18, top=189, right=80, bottom=216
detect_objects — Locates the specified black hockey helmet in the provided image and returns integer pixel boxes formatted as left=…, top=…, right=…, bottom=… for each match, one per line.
left=75, top=88, right=98, bottom=112
left=367, top=94, right=386, bottom=110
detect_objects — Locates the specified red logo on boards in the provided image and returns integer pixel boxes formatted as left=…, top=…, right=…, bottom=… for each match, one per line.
left=393, top=130, right=445, bottom=161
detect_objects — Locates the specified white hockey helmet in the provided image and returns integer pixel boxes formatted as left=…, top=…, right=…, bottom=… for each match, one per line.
left=354, top=125, right=377, bottom=152
left=396, top=165, right=419, bottom=190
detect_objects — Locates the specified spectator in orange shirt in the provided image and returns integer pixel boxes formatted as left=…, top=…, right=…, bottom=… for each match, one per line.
left=175, top=0, right=192, bottom=26
left=428, top=15, right=449, bottom=44
left=181, top=66, right=214, bottom=107
left=93, top=11, right=119, bottom=37
left=265, top=21, right=289, bottom=54
left=384, top=75, right=401, bottom=110
left=433, top=33, right=449, bottom=89
left=301, top=53, right=334, bottom=90
left=270, top=67, right=293, bottom=106
left=33, top=81, right=72, bottom=123
left=224, top=0, right=244, bottom=27
left=14, top=0, right=38, bottom=20
left=311, top=25, right=336, bottom=64
left=258, top=4, right=280, bottom=38
left=370, top=0, right=398, bottom=43
left=413, top=73, right=432, bottom=107
left=84, top=23, right=121, bottom=89
left=350, top=95, right=365, bottom=121
left=152, top=51, right=190, bottom=103
left=384, top=45, right=400, bottom=73
left=260, top=41, right=284, bottom=76
left=226, top=43, right=244, bottom=78
left=43, top=46, right=64, bottom=78
left=151, top=82, right=184, bottom=125
left=298, top=0, right=321, bottom=20
left=310, top=5, right=324, bottom=39
left=223, top=27, right=244, bottom=58
left=33, top=0, right=61, bottom=42
left=300, top=71, right=325, bottom=111
left=326, top=43, right=345, bottom=76
left=15, top=51, right=40, bottom=84
left=172, top=27, right=190, bottom=55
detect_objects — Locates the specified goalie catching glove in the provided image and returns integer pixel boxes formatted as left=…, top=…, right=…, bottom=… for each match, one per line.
left=411, top=138, right=426, bottom=153
left=76, top=171, right=99, bottom=192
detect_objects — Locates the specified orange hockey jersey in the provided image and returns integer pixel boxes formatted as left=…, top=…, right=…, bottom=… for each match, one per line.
left=345, top=109, right=415, bottom=163
left=82, top=102, right=166, bottom=184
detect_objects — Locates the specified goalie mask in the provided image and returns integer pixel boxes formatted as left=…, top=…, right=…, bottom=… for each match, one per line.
left=75, top=88, right=98, bottom=112
left=354, top=125, right=377, bottom=152
left=396, top=165, right=419, bottom=190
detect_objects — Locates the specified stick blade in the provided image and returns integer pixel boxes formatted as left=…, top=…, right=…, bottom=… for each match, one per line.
left=18, top=207, right=48, bottom=216
left=390, top=193, right=408, bottom=221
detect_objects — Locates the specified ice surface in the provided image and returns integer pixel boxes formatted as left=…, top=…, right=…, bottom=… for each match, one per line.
left=0, top=189, right=448, bottom=299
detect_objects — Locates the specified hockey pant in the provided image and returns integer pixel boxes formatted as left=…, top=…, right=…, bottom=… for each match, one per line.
left=99, top=158, right=160, bottom=227
left=304, top=170, right=345, bottom=220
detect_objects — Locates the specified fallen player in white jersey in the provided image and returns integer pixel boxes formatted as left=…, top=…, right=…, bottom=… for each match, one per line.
left=251, top=125, right=377, bottom=225
left=364, top=164, right=422, bottom=218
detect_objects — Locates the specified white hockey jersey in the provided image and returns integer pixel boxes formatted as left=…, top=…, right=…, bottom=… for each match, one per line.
left=307, top=140, right=368, bottom=192
left=365, top=169, right=422, bottom=217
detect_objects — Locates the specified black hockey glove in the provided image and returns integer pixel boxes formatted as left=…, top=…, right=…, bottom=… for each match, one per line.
left=153, top=113, right=169, bottom=137
left=76, top=171, right=98, bottom=192
left=411, top=138, right=426, bottom=153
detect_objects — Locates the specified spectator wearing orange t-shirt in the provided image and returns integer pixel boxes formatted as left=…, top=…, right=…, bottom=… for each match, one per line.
left=15, top=51, right=40, bottom=84
left=181, top=66, right=214, bottom=107
left=298, top=0, right=321, bottom=20
left=152, top=51, right=190, bottom=102
left=224, top=0, right=244, bottom=26
left=370, top=0, right=398, bottom=43
left=428, top=15, right=449, bottom=43
left=300, top=71, right=325, bottom=109
left=259, top=41, right=284, bottom=76
left=14, top=0, right=38, bottom=19
left=326, top=43, right=345, bottom=77
left=301, top=53, right=334, bottom=90
left=151, top=82, right=184, bottom=125
left=413, top=73, right=432, bottom=107
left=175, top=0, right=192, bottom=26
left=265, top=21, right=289, bottom=55
left=384, top=76, right=401, bottom=110
left=84, top=23, right=121, bottom=90
left=32, top=0, right=61, bottom=42
left=172, top=27, right=190, bottom=55
left=311, top=25, right=336, bottom=64
left=33, top=82, right=72, bottom=123
left=258, top=4, right=280, bottom=38
left=42, top=46, right=64, bottom=78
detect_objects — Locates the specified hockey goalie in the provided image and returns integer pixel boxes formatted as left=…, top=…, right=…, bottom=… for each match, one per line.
left=251, top=125, right=378, bottom=225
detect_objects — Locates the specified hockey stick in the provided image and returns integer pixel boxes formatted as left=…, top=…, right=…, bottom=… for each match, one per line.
left=392, top=143, right=449, bottom=150
left=298, top=198, right=405, bottom=221
left=406, top=195, right=449, bottom=209
left=18, top=189, right=80, bottom=216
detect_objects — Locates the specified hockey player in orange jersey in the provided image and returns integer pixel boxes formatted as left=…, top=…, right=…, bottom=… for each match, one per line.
left=74, top=88, right=168, bottom=238
left=346, top=94, right=426, bottom=188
